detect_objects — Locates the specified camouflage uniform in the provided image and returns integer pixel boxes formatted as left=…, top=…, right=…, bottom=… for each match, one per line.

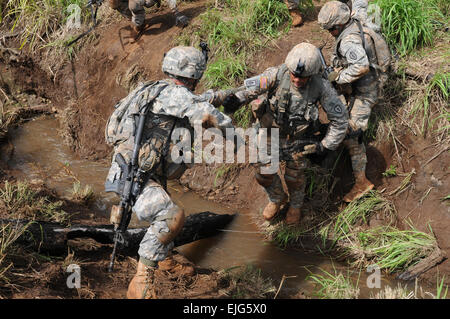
left=231, top=44, right=348, bottom=213
left=106, top=75, right=233, bottom=264
left=108, top=0, right=185, bottom=28
left=319, top=1, right=384, bottom=202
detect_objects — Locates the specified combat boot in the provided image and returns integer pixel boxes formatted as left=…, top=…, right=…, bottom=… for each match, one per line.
left=127, top=259, right=157, bottom=299
left=262, top=195, right=287, bottom=221
left=289, top=9, right=303, bottom=27
left=158, top=253, right=195, bottom=277
left=285, top=206, right=301, bottom=225
left=343, top=171, right=374, bottom=203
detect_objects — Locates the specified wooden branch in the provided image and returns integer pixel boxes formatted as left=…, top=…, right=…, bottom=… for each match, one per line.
left=0, top=211, right=236, bottom=254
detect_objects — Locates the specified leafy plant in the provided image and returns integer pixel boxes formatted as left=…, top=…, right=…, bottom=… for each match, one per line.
left=375, top=0, right=443, bottom=56
left=382, top=165, right=397, bottom=177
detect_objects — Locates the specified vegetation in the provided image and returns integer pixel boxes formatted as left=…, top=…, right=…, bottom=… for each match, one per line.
left=4, top=0, right=90, bottom=51
left=220, top=264, right=276, bottom=298
left=0, top=181, right=69, bottom=224
left=375, top=0, right=444, bottom=56
left=69, top=181, right=95, bottom=204
left=306, top=266, right=360, bottom=299
left=382, top=165, right=397, bottom=177
left=177, top=0, right=291, bottom=96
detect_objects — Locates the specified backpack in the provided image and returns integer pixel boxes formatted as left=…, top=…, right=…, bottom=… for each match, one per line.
left=354, top=19, right=392, bottom=74
left=105, top=80, right=169, bottom=147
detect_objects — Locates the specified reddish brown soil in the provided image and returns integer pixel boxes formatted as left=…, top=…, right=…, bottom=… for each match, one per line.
left=1, top=0, right=448, bottom=299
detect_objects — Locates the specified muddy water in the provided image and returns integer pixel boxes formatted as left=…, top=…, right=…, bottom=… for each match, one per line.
left=7, top=116, right=406, bottom=298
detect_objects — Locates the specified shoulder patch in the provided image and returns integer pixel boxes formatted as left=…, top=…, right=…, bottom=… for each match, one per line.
left=349, top=51, right=358, bottom=61
left=244, top=76, right=269, bottom=90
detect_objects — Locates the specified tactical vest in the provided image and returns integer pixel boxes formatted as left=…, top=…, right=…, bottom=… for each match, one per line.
left=335, top=19, right=391, bottom=74
left=267, top=65, right=320, bottom=137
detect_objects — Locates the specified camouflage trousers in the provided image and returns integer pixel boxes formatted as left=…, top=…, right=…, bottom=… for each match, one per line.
left=132, top=179, right=179, bottom=262
left=283, top=0, right=299, bottom=10
left=256, top=133, right=310, bottom=209
left=108, top=0, right=162, bottom=27
left=348, top=72, right=379, bottom=132
left=343, top=137, right=367, bottom=173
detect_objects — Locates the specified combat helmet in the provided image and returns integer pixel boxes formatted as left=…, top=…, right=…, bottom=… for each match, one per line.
left=317, top=1, right=351, bottom=30
left=285, top=43, right=322, bottom=77
left=162, top=46, right=206, bottom=80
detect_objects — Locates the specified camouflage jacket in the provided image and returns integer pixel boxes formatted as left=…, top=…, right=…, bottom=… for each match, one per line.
left=105, top=79, right=234, bottom=190
left=332, top=19, right=378, bottom=86
left=233, top=64, right=348, bottom=151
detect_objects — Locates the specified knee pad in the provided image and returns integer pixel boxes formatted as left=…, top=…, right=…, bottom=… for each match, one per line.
left=155, top=207, right=185, bottom=245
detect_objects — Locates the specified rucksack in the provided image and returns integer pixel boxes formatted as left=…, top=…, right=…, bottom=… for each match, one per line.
left=355, top=19, right=392, bottom=74
left=105, top=80, right=169, bottom=147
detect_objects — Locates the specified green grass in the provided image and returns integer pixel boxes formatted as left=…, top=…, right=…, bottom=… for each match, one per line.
left=319, top=191, right=395, bottom=247
left=375, top=0, right=444, bottom=56
left=220, top=264, right=276, bottom=298
left=382, top=165, right=397, bottom=177
left=410, top=71, right=449, bottom=136
left=359, top=225, right=437, bottom=272
left=69, top=181, right=95, bottom=204
left=4, top=0, right=90, bottom=52
left=0, top=181, right=69, bottom=224
left=307, top=266, right=360, bottom=299
left=177, top=0, right=290, bottom=90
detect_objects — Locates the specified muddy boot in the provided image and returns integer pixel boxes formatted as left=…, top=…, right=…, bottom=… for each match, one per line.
left=285, top=206, right=301, bottom=225
left=262, top=195, right=287, bottom=221
left=131, top=23, right=145, bottom=40
left=343, top=171, right=374, bottom=203
left=289, top=9, right=303, bottom=27
left=158, top=253, right=195, bottom=277
left=127, top=258, right=157, bottom=299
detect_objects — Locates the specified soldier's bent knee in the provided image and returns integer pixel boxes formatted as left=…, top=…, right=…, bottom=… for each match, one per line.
left=155, top=206, right=185, bottom=245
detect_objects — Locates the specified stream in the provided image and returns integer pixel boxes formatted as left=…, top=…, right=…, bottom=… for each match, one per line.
left=5, top=115, right=408, bottom=298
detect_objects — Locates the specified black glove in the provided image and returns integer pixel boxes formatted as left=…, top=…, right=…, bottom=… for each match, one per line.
left=222, top=93, right=241, bottom=114
left=175, top=14, right=189, bottom=27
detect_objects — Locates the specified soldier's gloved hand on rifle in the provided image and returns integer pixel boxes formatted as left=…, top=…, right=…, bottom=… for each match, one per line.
left=222, top=93, right=242, bottom=114
left=301, top=141, right=328, bottom=156
left=327, top=70, right=340, bottom=83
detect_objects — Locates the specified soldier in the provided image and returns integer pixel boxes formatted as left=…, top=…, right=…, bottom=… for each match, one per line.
left=318, top=1, right=387, bottom=202
left=222, top=43, right=348, bottom=225
left=104, top=46, right=234, bottom=298
left=283, top=0, right=304, bottom=27
left=107, top=0, right=188, bottom=34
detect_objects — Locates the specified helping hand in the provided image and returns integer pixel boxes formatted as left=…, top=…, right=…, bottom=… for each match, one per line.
left=327, top=71, right=339, bottom=83
left=222, top=93, right=242, bottom=114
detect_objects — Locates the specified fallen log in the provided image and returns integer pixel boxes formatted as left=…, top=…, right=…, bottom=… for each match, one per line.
left=0, top=211, right=236, bottom=254
left=397, top=247, right=447, bottom=281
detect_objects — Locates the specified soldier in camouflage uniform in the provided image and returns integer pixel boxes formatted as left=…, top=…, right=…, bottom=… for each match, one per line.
left=107, top=0, right=188, bottom=34
left=283, top=0, right=303, bottom=27
left=104, top=46, right=233, bottom=298
left=222, top=43, right=348, bottom=225
left=318, top=1, right=380, bottom=202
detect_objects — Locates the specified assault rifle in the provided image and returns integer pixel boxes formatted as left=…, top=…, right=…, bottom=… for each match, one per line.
left=66, top=0, right=103, bottom=47
left=317, top=47, right=334, bottom=80
left=108, top=104, right=149, bottom=273
left=280, top=138, right=322, bottom=160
